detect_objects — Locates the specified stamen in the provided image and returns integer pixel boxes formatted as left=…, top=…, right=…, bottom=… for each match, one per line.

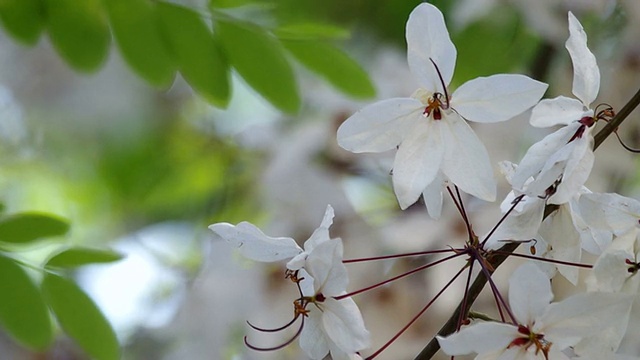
left=429, top=58, right=450, bottom=108
left=244, top=317, right=306, bottom=352
left=626, top=258, right=640, bottom=274
left=246, top=315, right=300, bottom=333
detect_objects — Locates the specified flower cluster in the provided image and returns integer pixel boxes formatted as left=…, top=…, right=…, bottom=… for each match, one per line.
left=209, top=205, right=369, bottom=359
left=210, top=3, right=640, bottom=359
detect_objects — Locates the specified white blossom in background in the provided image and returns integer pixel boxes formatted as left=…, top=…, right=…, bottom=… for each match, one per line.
left=209, top=205, right=370, bottom=359
left=512, top=12, right=601, bottom=205
left=437, top=263, right=633, bottom=360
left=337, top=2, right=547, bottom=215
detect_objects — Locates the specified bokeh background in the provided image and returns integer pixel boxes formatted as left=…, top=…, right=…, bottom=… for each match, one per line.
left=0, top=0, right=639, bottom=359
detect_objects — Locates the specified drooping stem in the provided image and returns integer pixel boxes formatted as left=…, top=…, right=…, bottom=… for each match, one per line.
left=336, top=252, right=465, bottom=300
left=492, top=251, right=593, bottom=268
left=366, top=264, right=467, bottom=359
left=343, top=248, right=459, bottom=263
left=594, top=86, right=640, bottom=150
left=414, top=85, right=640, bottom=360
left=414, top=243, right=518, bottom=360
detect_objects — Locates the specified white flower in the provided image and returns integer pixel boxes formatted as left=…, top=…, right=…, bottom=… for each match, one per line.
left=297, top=239, right=370, bottom=360
left=587, top=229, right=640, bottom=294
left=337, top=3, right=547, bottom=212
left=209, top=205, right=370, bottom=358
left=437, top=263, right=633, bottom=360
left=512, top=12, right=600, bottom=204
left=208, top=205, right=335, bottom=269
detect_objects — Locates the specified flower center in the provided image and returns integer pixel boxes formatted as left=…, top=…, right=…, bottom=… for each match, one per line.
left=508, top=325, right=552, bottom=359
left=567, top=116, right=594, bottom=143
left=411, top=88, right=448, bottom=120
left=424, top=95, right=445, bottom=120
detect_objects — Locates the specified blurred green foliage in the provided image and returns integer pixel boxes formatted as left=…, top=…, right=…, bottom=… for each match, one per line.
left=0, top=211, right=121, bottom=359
left=0, top=0, right=376, bottom=113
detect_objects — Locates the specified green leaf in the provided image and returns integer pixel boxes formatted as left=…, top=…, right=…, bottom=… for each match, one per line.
left=452, top=7, right=538, bottom=86
left=46, top=247, right=123, bottom=269
left=104, top=0, right=176, bottom=87
left=42, top=274, right=119, bottom=360
left=0, top=212, right=69, bottom=244
left=44, top=0, right=110, bottom=72
left=282, top=40, right=375, bottom=99
left=0, top=0, right=45, bottom=45
left=273, top=23, right=350, bottom=40
left=0, top=255, right=52, bottom=349
left=216, top=19, right=299, bottom=113
left=157, top=2, right=230, bottom=107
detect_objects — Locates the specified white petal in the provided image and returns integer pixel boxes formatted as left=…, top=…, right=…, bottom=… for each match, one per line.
left=406, top=3, right=457, bottom=91
left=547, top=348, right=572, bottom=360
left=452, top=74, right=548, bottom=123
left=422, top=172, right=445, bottom=219
left=392, top=120, right=444, bottom=209
left=588, top=230, right=637, bottom=292
left=208, top=222, right=302, bottom=262
left=328, top=342, right=362, bottom=360
left=566, top=12, right=600, bottom=106
left=437, top=322, right=519, bottom=356
left=299, top=310, right=330, bottom=359
left=540, top=292, right=633, bottom=350
left=304, top=239, right=348, bottom=295
left=578, top=193, right=640, bottom=236
left=297, top=268, right=315, bottom=296
left=337, top=98, right=423, bottom=153
left=530, top=96, right=591, bottom=127
left=476, top=349, right=507, bottom=360
left=539, top=205, right=582, bottom=285
left=498, top=161, right=518, bottom=185
left=573, top=288, right=635, bottom=360
left=590, top=249, right=634, bottom=293
left=570, top=198, right=613, bottom=255
left=548, top=137, right=594, bottom=205
left=288, top=206, right=337, bottom=270
left=511, top=124, right=579, bottom=193
left=303, top=205, right=335, bottom=251
left=322, top=297, right=370, bottom=353
left=508, top=263, right=553, bottom=325
left=441, top=114, right=496, bottom=201
left=485, top=196, right=545, bottom=247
